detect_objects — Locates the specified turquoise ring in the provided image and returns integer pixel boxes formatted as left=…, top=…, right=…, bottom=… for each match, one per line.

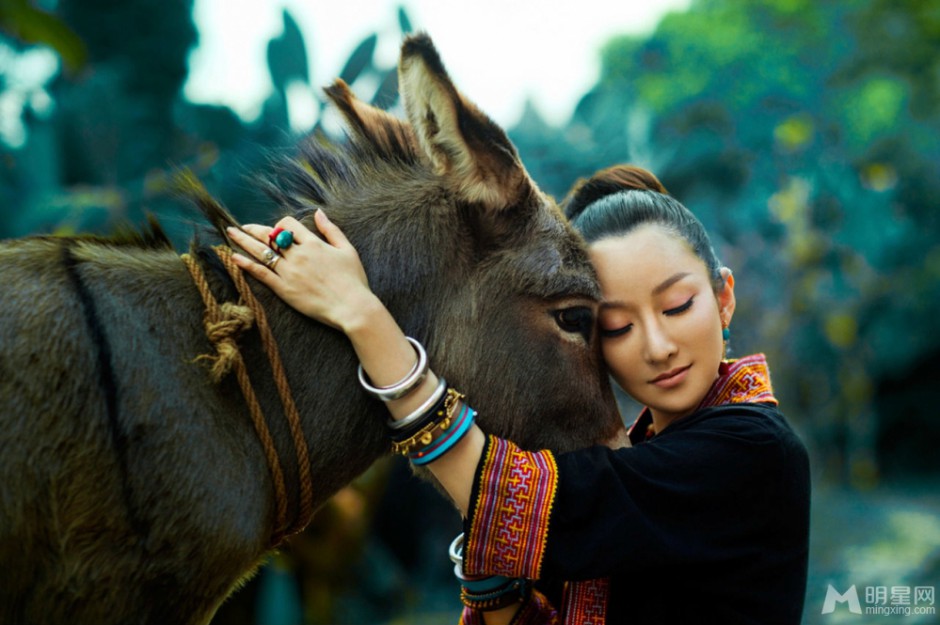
left=268, top=227, right=294, bottom=251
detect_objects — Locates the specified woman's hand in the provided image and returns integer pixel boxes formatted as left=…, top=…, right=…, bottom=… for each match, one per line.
left=228, top=210, right=379, bottom=332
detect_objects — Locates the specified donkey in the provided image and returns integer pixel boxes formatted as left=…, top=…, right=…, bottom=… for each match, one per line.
left=0, top=34, right=622, bottom=625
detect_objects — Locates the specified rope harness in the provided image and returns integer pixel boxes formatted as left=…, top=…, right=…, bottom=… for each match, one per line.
left=181, top=246, right=313, bottom=544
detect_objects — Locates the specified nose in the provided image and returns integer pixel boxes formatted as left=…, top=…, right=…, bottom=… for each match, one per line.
left=642, top=318, right=677, bottom=364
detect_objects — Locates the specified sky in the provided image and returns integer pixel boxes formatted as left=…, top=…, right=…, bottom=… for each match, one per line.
left=184, top=0, right=692, bottom=130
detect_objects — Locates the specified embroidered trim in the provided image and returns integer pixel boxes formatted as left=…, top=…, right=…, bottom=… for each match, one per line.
left=698, top=353, right=777, bottom=409
left=627, top=353, right=778, bottom=442
left=562, top=578, right=609, bottom=625
left=465, top=435, right=558, bottom=579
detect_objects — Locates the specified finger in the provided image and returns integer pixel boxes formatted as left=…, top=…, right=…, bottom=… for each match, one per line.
left=227, top=227, right=274, bottom=261
left=231, top=253, right=283, bottom=290
left=314, top=209, right=353, bottom=249
left=241, top=223, right=274, bottom=243
left=272, top=216, right=319, bottom=245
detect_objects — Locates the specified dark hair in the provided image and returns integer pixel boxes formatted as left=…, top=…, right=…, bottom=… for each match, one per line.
left=564, top=165, right=724, bottom=291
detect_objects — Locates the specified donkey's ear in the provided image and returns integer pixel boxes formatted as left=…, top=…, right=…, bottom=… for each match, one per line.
left=399, top=34, right=532, bottom=211
left=324, top=80, right=418, bottom=160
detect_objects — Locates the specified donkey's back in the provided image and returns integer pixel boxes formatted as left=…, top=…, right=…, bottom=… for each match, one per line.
left=0, top=237, right=272, bottom=624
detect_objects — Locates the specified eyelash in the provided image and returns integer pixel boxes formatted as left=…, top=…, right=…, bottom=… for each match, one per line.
left=601, top=324, right=631, bottom=338
left=600, top=297, right=694, bottom=338
left=665, top=297, right=694, bottom=316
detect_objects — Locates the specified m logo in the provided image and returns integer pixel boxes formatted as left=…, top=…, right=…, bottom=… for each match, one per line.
left=822, top=585, right=862, bottom=614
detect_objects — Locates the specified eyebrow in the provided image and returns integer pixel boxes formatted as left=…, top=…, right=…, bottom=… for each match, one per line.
left=600, top=271, right=691, bottom=310
left=652, top=271, right=691, bottom=295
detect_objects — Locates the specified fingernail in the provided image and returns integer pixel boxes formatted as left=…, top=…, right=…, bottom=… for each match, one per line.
left=226, top=226, right=237, bottom=235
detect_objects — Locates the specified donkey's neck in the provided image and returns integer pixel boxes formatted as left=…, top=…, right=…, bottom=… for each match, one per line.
left=182, top=214, right=447, bottom=536
left=80, top=244, right=395, bottom=546
left=194, top=250, right=394, bottom=516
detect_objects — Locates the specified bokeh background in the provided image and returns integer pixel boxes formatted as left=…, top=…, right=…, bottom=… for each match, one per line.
left=1, top=0, right=938, bottom=623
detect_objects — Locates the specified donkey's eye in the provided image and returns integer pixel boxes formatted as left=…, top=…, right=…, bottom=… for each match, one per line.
left=553, top=306, right=594, bottom=342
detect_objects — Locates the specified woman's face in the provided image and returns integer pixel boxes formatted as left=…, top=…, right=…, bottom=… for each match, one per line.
left=589, top=224, right=735, bottom=429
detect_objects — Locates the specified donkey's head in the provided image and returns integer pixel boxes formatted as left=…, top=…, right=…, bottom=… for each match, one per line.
left=267, top=34, right=622, bottom=452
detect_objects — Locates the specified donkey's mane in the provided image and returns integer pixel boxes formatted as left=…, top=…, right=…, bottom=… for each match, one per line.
left=262, top=102, right=424, bottom=217
left=33, top=86, right=432, bottom=269
left=175, top=103, right=428, bottom=269
left=67, top=215, right=173, bottom=250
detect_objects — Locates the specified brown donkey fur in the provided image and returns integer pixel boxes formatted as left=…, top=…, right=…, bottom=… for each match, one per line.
left=0, top=34, right=622, bottom=625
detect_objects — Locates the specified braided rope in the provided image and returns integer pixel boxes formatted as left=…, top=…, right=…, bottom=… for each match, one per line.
left=181, top=249, right=314, bottom=542
left=212, top=247, right=314, bottom=535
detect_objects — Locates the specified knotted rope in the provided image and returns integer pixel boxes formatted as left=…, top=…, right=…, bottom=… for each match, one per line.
left=181, top=246, right=314, bottom=544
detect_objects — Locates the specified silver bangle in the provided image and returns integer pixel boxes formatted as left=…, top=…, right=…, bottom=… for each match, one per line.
left=387, top=376, right=447, bottom=430
left=358, top=336, right=429, bottom=402
left=449, top=533, right=464, bottom=567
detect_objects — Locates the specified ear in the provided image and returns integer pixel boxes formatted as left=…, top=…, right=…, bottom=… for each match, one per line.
left=398, top=33, right=533, bottom=211
left=324, top=80, right=418, bottom=160
left=718, top=267, right=736, bottom=327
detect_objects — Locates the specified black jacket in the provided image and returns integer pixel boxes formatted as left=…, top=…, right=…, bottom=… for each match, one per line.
left=540, top=403, right=810, bottom=623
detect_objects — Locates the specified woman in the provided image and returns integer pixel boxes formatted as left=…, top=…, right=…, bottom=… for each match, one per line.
left=228, top=165, right=810, bottom=624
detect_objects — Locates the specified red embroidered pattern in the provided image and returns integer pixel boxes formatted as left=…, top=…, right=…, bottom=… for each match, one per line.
left=465, top=436, right=558, bottom=579
left=698, top=353, right=777, bottom=409
left=562, top=578, right=610, bottom=625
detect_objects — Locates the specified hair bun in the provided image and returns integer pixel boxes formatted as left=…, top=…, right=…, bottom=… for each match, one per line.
left=563, top=165, right=668, bottom=221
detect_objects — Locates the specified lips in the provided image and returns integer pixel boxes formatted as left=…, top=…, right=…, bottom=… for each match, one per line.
left=649, top=364, right=691, bottom=388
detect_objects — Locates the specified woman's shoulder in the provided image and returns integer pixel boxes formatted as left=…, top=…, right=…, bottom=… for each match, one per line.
left=651, top=403, right=810, bottom=485
left=667, top=402, right=803, bottom=448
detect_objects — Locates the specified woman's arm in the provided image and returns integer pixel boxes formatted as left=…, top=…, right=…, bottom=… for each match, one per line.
left=325, top=285, right=487, bottom=517
left=228, top=211, right=483, bottom=514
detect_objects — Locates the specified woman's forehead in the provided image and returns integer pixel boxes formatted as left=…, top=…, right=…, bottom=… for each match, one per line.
left=590, top=226, right=701, bottom=268
left=589, top=227, right=709, bottom=301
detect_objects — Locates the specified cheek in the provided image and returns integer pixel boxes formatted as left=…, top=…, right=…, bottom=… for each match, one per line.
left=676, top=299, right=721, bottom=334
left=684, top=299, right=722, bottom=342
left=600, top=340, right=619, bottom=370
left=601, top=339, right=641, bottom=389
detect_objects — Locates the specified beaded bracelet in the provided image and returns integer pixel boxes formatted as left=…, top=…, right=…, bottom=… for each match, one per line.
left=390, top=388, right=464, bottom=456
left=409, top=403, right=476, bottom=465
left=449, top=533, right=530, bottom=612
left=358, top=337, right=428, bottom=402
left=388, top=384, right=452, bottom=445
left=460, top=579, right=530, bottom=611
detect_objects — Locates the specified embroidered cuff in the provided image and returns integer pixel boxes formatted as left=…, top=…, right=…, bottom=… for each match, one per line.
left=561, top=578, right=610, bottom=625
left=464, top=435, right=558, bottom=579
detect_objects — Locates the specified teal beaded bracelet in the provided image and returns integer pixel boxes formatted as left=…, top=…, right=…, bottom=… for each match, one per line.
left=409, top=403, right=476, bottom=466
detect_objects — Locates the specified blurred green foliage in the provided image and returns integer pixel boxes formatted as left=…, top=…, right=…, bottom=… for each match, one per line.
left=0, top=0, right=86, bottom=71
left=1, top=0, right=938, bottom=621
left=0, top=0, right=404, bottom=242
